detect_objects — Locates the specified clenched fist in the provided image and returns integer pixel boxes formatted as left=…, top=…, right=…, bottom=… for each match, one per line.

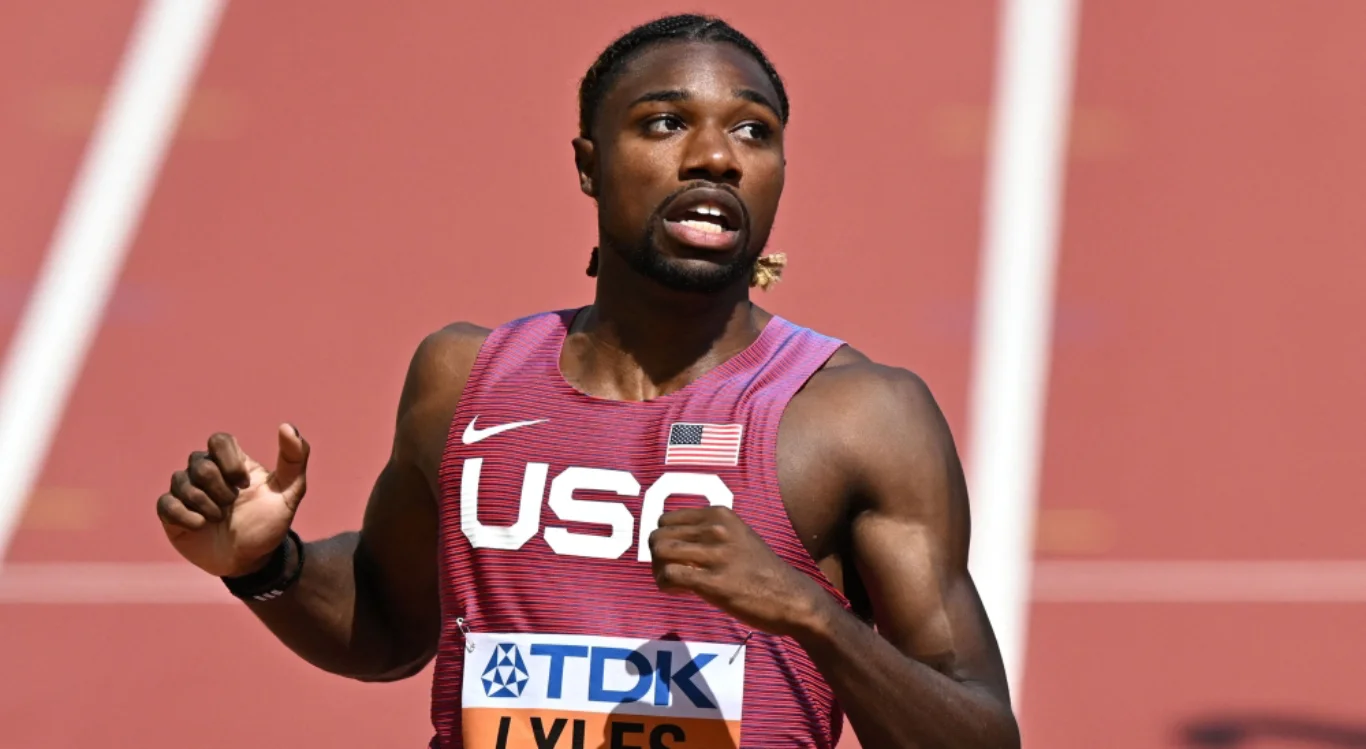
left=156, top=424, right=310, bottom=578
left=648, top=506, right=832, bottom=639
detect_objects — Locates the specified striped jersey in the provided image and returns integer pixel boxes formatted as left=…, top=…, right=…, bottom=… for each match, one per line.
left=430, top=309, right=849, bottom=748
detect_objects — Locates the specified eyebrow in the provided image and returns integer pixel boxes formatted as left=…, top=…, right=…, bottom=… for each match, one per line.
left=627, top=88, right=781, bottom=120
left=629, top=89, right=690, bottom=107
left=734, top=88, right=781, bottom=120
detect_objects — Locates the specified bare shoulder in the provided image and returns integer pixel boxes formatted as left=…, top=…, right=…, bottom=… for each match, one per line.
left=790, top=345, right=951, bottom=447
left=405, top=321, right=492, bottom=397
left=785, top=345, right=962, bottom=511
left=394, top=321, right=492, bottom=468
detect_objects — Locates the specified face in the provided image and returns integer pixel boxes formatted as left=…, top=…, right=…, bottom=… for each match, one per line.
left=575, top=41, right=786, bottom=293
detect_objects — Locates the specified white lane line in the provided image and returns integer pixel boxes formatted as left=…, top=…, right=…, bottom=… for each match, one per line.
left=0, top=563, right=227, bottom=604
left=965, top=0, right=1082, bottom=706
left=5, top=560, right=1366, bottom=605
left=1034, top=560, right=1366, bottom=603
left=0, top=0, right=228, bottom=562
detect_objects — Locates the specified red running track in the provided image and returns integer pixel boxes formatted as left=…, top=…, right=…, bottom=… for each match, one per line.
left=1, top=2, right=1363, bottom=747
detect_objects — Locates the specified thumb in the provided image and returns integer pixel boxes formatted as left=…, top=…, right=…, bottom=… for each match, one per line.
left=271, top=423, right=310, bottom=508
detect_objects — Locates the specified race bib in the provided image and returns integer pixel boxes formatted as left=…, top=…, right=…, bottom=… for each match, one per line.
left=461, top=632, right=745, bottom=748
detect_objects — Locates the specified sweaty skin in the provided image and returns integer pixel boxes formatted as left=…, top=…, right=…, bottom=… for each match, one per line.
left=157, top=40, right=1019, bottom=748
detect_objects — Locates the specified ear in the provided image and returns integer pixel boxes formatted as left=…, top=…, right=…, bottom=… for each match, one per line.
left=572, top=137, right=597, bottom=198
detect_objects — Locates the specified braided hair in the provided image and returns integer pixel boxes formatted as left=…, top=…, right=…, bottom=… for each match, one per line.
left=578, top=14, right=790, bottom=139
left=579, top=14, right=790, bottom=290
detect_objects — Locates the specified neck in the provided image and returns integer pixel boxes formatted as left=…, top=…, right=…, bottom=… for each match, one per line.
left=565, top=265, right=765, bottom=402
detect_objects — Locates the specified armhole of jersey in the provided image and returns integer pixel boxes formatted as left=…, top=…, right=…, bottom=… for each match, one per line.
left=435, top=327, right=498, bottom=505
left=435, top=312, right=562, bottom=496
left=746, top=331, right=852, bottom=749
left=750, top=328, right=853, bottom=610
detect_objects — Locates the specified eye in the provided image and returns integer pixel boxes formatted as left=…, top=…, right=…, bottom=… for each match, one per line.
left=644, top=115, right=685, bottom=135
left=734, top=122, right=772, bottom=142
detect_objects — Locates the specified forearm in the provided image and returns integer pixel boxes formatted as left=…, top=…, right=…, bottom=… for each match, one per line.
left=243, top=531, right=420, bottom=681
left=794, top=599, right=1020, bottom=749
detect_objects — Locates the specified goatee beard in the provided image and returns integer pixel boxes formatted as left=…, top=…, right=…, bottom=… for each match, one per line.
left=612, top=225, right=761, bottom=294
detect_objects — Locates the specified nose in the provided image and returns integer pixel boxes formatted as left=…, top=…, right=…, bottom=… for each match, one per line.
left=679, top=123, right=741, bottom=185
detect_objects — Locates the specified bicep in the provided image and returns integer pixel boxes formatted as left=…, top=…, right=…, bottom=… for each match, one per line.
left=352, top=327, right=479, bottom=670
left=356, top=451, right=441, bottom=667
left=851, top=509, right=1007, bottom=696
left=847, top=370, right=1011, bottom=700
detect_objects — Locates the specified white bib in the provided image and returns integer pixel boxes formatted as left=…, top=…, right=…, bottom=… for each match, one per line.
left=461, top=632, right=746, bottom=748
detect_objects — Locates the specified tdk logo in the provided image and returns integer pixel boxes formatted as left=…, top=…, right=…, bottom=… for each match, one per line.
left=529, top=644, right=717, bottom=709
left=482, top=643, right=530, bottom=698
left=478, top=639, right=720, bottom=709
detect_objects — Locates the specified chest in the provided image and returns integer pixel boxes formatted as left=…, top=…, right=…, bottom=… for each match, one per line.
left=440, top=403, right=780, bottom=566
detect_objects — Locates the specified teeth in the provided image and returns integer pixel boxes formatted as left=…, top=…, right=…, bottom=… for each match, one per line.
left=684, top=204, right=723, bottom=218
left=680, top=219, right=724, bottom=234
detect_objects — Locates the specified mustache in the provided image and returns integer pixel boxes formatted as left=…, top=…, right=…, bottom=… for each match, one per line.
left=653, top=182, right=751, bottom=233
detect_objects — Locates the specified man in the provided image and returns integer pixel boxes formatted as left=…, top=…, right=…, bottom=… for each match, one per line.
left=155, top=14, right=1020, bottom=749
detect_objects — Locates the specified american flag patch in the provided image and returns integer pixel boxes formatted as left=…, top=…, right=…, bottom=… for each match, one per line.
left=665, top=423, right=744, bottom=467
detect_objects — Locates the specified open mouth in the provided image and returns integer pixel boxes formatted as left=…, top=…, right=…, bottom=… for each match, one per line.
left=660, top=188, right=744, bottom=251
left=672, top=204, right=736, bottom=234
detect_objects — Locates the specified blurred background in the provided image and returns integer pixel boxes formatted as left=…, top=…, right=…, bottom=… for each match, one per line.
left=2, top=0, right=1364, bottom=747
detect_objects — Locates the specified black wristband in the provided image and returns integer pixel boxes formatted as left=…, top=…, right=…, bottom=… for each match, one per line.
left=221, top=529, right=305, bottom=602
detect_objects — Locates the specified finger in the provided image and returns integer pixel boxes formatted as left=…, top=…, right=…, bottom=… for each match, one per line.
left=187, top=451, right=236, bottom=507
left=271, top=423, right=310, bottom=507
left=207, top=432, right=250, bottom=489
left=654, top=515, right=733, bottom=545
left=158, top=490, right=209, bottom=531
left=653, top=562, right=709, bottom=596
left=171, top=470, right=223, bottom=522
left=650, top=522, right=730, bottom=549
left=657, top=506, right=733, bottom=528
left=648, top=532, right=721, bottom=567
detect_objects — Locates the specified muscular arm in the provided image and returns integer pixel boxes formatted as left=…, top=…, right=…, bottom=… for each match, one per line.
left=794, top=364, right=1019, bottom=749
left=650, top=355, right=1019, bottom=746
left=244, top=324, right=484, bottom=681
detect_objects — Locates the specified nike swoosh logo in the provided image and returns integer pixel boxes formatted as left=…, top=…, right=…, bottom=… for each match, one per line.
left=461, top=416, right=548, bottom=445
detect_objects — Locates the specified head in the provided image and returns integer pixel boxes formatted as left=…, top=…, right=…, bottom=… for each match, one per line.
left=574, top=15, right=790, bottom=295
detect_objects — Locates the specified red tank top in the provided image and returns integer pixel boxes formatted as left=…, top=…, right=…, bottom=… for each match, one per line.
left=431, top=309, right=847, bottom=749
